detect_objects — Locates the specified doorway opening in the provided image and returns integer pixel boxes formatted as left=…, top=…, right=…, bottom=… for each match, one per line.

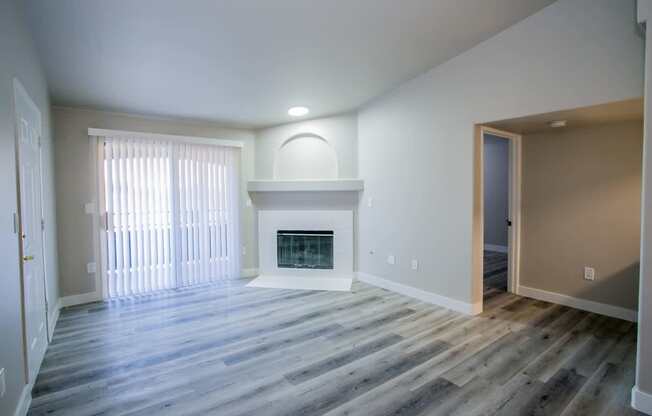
left=483, top=133, right=510, bottom=294
left=472, top=125, right=522, bottom=313
left=476, top=127, right=522, bottom=306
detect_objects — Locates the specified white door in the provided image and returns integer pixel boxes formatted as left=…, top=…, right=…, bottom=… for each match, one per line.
left=14, top=79, right=48, bottom=383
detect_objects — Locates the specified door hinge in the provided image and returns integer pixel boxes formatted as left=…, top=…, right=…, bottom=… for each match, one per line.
left=13, top=213, right=18, bottom=234
left=38, top=136, right=42, bottom=147
left=41, top=218, right=45, bottom=231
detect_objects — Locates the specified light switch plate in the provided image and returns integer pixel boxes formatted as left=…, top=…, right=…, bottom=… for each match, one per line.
left=368, top=197, right=373, bottom=208
left=584, top=266, right=595, bottom=281
left=84, top=202, right=96, bottom=214
left=387, top=255, right=396, bottom=265
left=87, top=262, right=97, bottom=274
left=411, top=259, right=419, bottom=270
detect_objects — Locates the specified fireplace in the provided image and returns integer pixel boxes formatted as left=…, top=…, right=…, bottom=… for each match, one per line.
left=277, top=230, right=334, bottom=270
left=250, top=209, right=354, bottom=291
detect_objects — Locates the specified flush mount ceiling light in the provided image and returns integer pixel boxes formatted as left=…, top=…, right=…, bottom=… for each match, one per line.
left=548, top=120, right=567, bottom=128
left=288, top=106, right=310, bottom=117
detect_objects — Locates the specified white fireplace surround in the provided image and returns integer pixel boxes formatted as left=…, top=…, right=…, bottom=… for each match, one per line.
left=257, top=210, right=353, bottom=279
left=247, top=131, right=361, bottom=291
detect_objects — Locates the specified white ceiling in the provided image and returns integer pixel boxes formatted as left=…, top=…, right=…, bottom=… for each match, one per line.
left=25, top=0, right=555, bottom=128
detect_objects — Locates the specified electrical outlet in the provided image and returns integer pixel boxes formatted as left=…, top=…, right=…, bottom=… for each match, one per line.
left=0, top=368, right=5, bottom=398
left=387, top=255, right=396, bottom=265
left=245, top=198, right=252, bottom=207
left=411, top=259, right=419, bottom=270
left=242, top=245, right=247, bottom=256
left=87, top=262, right=97, bottom=274
left=367, top=197, right=373, bottom=208
left=584, top=266, right=595, bottom=281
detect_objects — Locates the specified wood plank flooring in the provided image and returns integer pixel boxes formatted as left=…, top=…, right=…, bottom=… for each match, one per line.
left=484, top=250, right=508, bottom=292
left=28, top=278, right=641, bottom=415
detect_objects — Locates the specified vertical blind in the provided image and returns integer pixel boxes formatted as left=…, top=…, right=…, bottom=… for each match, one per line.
left=97, top=135, right=240, bottom=298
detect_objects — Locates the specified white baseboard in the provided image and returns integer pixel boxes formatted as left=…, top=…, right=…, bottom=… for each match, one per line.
left=242, top=268, right=259, bottom=278
left=356, top=272, right=481, bottom=315
left=484, top=244, right=508, bottom=253
left=13, top=384, right=32, bottom=416
left=59, top=291, right=102, bottom=308
left=518, top=285, right=638, bottom=322
left=47, top=298, right=62, bottom=340
left=632, top=386, right=652, bottom=415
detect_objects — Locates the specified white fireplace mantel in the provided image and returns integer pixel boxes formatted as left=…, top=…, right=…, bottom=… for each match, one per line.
left=247, top=178, right=361, bottom=292
left=247, top=179, right=364, bottom=193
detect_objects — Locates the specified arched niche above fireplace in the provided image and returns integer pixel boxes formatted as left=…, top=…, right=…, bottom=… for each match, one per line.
left=273, top=133, right=338, bottom=180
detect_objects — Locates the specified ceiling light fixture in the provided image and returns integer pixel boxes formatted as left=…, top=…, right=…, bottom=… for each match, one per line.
left=288, top=106, right=310, bottom=117
left=549, top=120, right=567, bottom=128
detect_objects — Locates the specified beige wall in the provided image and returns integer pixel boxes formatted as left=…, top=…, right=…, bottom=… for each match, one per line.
left=0, top=1, right=59, bottom=414
left=53, top=107, right=256, bottom=297
left=520, top=121, right=642, bottom=311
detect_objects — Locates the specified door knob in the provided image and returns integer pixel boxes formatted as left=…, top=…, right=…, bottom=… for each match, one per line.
left=22, top=255, right=34, bottom=261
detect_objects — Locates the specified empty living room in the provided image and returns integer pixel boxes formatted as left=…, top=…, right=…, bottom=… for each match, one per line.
left=3, top=0, right=652, bottom=415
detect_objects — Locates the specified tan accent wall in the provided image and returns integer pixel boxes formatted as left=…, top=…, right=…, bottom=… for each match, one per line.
left=520, top=120, right=642, bottom=310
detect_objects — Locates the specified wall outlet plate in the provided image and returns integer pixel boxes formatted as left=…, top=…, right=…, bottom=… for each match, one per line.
left=387, top=255, right=396, bottom=265
left=0, top=367, right=5, bottom=398
left=367, top=197, right=373, bottom=208
left=87, top=262, right=97, bottom=274
left=584, top=266, right=595, bottom=281
left=411, top=259, right=419, bottom=270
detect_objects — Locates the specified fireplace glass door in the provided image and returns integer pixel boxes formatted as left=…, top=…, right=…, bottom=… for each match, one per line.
left=277, top=230, right=334, bottom=269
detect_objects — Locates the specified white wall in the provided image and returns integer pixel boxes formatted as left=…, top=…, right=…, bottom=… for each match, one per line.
left=357, top=0, right=643, bottom=308
left=483, top=134, right=509, bottom=248
left=255, top=113, right=358, bottom=179
left=52, top=107, right=256, bottom=297
left=0, top=1, right=59, bottom=415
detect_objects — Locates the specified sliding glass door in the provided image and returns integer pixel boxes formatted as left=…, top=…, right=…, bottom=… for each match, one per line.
left=97, top=135, right=240, bottom=298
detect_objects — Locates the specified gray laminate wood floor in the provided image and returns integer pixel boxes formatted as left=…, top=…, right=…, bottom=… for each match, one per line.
left=29, top=279, right=641, bottom=415
left=484, top=250, right=508, bottom=292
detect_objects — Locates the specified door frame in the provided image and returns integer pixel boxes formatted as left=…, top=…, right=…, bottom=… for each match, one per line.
left=13, top=78, right=49, bottom=381
left=472, top=125, right=522, bottom=312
